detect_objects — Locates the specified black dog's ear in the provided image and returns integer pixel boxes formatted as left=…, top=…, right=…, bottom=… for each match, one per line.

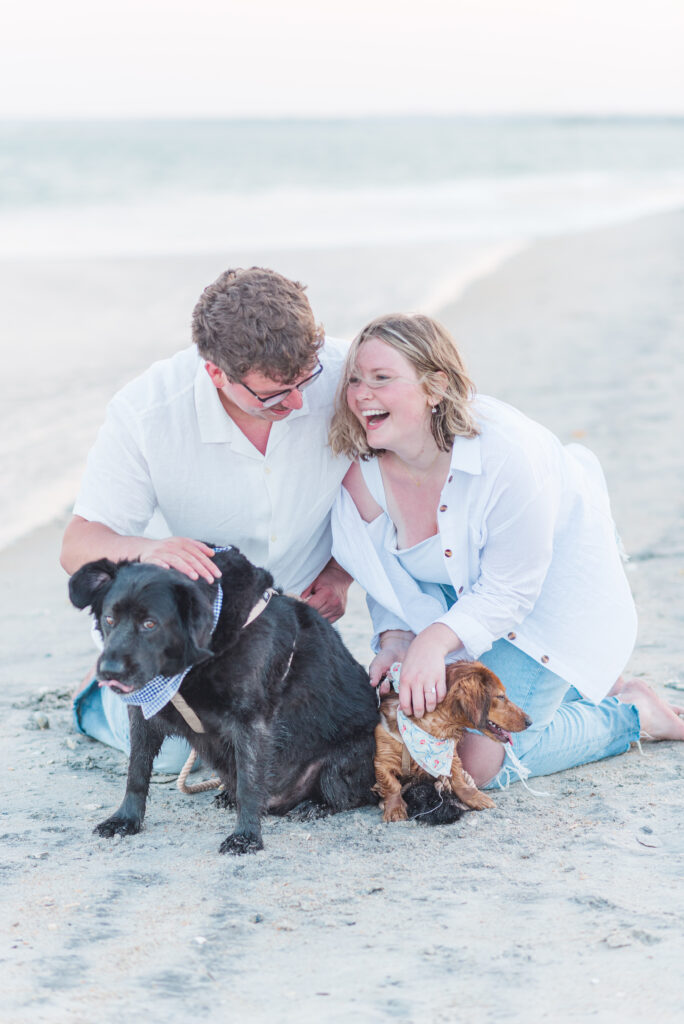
left=68, top=558, right=120, bottom=611
left=173, top=582, right=215, bottom=666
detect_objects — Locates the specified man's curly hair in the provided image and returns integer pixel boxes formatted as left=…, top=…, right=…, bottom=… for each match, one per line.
left=192, top=267, right=324, bottom=382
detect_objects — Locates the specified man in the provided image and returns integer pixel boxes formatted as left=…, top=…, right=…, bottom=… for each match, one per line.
left=62, top=267, right=352, bottom=768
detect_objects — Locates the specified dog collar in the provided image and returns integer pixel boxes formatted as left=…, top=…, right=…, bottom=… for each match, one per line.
left=243, top=587, right=275, bottom=627
left=389, top=663, right=455, bottom=779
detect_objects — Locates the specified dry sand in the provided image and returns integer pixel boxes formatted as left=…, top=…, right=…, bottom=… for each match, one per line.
left=1, top=212, right=683, bottom=1023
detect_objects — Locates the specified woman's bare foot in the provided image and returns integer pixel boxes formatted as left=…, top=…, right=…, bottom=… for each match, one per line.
left=612, top=678, right=684, bottom=741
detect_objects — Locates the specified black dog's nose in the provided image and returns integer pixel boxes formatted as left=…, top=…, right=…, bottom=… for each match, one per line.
left=98, top=656, right=126, bottom=680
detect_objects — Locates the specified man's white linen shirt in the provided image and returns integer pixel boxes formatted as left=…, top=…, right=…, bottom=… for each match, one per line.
left=332, top=395, right=637, bottom=702
left=74, top=341, right=350, bottom=595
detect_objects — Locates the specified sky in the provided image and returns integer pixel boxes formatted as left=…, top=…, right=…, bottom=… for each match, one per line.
left=1, top=0, right=683, bottom=119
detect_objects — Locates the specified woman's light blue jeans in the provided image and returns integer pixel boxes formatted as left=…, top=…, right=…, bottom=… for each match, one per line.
left=73, top=680, right=196, bottom=774
left=477, top=639, right=640, bottom=790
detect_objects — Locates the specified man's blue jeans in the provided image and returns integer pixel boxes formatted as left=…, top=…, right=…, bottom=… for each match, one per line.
left=73, top=680, right=195, bottom=774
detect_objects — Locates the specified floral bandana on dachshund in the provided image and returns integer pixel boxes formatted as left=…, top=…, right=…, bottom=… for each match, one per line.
left=388, top=663, right=454, bottom=778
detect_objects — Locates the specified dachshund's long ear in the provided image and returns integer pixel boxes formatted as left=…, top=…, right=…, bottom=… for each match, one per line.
left=68, top=559, right=120, bottom=612
left=173, top=582, right=215, bottom=666
left=445, top=663, right=492, bottom=730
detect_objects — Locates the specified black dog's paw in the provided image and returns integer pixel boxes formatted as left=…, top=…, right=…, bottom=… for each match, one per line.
left=286, top=799, right=332, bottom=822
left=219, top=832, right=263, bottom=856
left=402, top=781, right=465, bottom=826
left=213, top=790, right=236, bottom=810
left=94, top=816, right=142, bottom=838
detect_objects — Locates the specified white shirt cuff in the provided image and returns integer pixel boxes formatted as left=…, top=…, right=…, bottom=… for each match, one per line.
left=437, top=606, right=495, bottom=661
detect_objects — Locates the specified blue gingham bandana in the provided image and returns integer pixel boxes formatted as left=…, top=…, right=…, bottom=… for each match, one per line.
left=117, top=581, right=224, bottom=719
left=388, top=662, right=455, bottom=778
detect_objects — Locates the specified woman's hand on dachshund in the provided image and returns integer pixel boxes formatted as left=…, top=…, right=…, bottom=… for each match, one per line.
left=370, top=630, right=414, bottom=693
left=397, top=624, right=462, bottom=718
left=369, top=650, right=400, bottom=695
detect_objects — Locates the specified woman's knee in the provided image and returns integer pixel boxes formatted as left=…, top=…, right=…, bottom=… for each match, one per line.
left=457, top=731, right=505, bottom=788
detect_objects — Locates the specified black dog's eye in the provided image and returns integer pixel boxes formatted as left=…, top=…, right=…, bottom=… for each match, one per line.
left=142, top=619, right=157, bottom=631
left=104, top=615, right=114, bottom=626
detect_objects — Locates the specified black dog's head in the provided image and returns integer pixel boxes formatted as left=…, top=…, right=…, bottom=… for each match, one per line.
left=69, top=559, right=216, bottom=694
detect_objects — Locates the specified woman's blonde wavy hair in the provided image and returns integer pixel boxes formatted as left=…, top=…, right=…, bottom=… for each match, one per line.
left=329, top=313, right=479, bottom=460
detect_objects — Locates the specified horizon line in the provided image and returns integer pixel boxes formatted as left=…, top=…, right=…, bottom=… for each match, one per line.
left=2, top=111, right=684, bottom=124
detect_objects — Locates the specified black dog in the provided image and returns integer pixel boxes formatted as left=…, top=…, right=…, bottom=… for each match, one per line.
left=69, top=548, right=378, bottom=854
left=401, top=781, right=466, bottom=826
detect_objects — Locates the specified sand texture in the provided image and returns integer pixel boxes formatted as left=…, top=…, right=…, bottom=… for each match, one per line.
left=1, top=212, right=683, bottom=1023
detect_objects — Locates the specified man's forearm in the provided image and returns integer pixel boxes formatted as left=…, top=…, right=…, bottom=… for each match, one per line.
left=60, top=517, right=147, bottom=575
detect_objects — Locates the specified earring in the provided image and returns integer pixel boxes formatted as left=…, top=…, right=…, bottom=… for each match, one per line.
left=431, top=405, right=439, bottom=414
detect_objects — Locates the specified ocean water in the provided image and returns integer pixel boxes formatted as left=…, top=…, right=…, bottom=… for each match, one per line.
left=1, top=116, right=684, bottom=549
left=2, top=116, right=684, bottom=258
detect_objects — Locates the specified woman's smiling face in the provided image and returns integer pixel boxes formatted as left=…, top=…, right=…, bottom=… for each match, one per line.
left=346, top=336, right=434, bottom=450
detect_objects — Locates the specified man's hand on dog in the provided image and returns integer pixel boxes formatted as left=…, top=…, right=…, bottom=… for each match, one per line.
left=300, top=559, right=351, bottom=623
left=139, top=537, right=221, bottom=583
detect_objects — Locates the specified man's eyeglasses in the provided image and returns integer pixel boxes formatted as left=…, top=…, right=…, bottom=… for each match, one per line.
left=238, top=362, right=323, bottom=409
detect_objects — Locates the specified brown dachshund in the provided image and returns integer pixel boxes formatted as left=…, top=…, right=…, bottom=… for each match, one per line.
left=374, top=661, right=531, bottom=822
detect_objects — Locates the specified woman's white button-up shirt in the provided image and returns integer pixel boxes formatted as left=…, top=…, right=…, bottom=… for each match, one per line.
left=332, top=395, right=637, bottom=701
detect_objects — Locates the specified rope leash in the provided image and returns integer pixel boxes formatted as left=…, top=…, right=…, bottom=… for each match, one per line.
left=176, top=749, right=222, bottom=794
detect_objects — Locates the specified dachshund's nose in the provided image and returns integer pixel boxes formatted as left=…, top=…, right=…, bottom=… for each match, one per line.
left=523, top=714, right=533, bottom=728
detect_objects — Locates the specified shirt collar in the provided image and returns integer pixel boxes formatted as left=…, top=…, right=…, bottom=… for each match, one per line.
left=194, top=359, right=310, bottom=445
left=194, top=361, right=237, bottom=443
left=449, top=433, right=482, bottom=476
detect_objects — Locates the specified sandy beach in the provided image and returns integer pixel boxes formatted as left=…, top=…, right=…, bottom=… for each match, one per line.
left=1, top=210, right=684, bottom=1023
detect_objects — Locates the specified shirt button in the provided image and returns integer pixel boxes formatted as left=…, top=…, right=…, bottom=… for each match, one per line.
left=541, top=655, right=549, bottom=664
left=439, top=504, right=448, bottom=512
left=447, top=475, right=453, bottom=483
left=507, top=631, right=517, bottom=640
left=444, top=549, right=453, bottom=558
left=264, top=466, right=271, bottom=475
left=458, top=586, right=464, bottom=594
left=271, top=535, right=277, bottom=542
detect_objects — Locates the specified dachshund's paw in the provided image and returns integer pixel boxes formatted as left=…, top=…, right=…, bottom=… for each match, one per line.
left=94, top=816, right=141, bottom=838
left=461, top=790, right=495, bottom=811
left=219, top=832, right=263, bottom=855
left=382, top=799, right=408, bottom=822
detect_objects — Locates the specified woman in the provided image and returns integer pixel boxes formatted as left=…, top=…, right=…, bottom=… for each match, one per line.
left=329, top=313, right=684, bottom=789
